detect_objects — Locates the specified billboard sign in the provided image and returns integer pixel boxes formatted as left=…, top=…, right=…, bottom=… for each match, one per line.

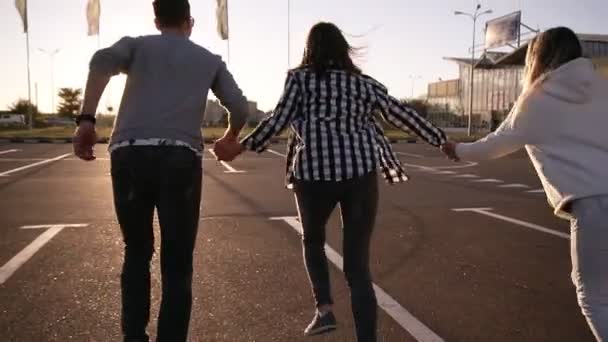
left=485, top=11, right=522, bottom=49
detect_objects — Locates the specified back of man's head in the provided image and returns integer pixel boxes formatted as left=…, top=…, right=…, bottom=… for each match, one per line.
left=153, top=0, right=190, bottom=28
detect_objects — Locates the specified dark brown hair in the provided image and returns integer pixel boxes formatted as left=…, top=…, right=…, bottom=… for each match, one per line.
left=297, top=22, right=362, bottom=75
left=153, top=0, right=190, bottom=28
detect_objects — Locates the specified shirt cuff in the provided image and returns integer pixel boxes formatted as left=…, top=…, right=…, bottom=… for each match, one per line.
left=241, top=136, right=266, bottom=153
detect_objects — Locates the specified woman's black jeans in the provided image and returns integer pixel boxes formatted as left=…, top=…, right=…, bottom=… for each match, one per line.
left=294, top=171, right=379, bottom=342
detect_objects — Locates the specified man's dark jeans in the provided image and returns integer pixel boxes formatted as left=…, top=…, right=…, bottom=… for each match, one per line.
left=111, top=146, right=202, bottom=342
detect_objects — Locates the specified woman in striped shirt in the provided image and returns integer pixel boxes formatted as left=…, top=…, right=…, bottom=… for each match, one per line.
left=236, top=22, right=447, bottom=341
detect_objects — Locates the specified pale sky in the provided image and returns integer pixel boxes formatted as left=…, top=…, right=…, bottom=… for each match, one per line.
left=1, top=0, right=607, bottom=113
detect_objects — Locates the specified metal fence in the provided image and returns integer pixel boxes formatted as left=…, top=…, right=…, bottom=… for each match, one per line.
left=425, top=111, right=511, bottom=134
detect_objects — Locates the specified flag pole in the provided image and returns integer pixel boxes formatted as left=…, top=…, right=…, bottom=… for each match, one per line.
left=226, top=0, right=230, bottom=64
left=95, top=0, right=104, bottom=114
left=25, top=0, right=33, bottom=129
left=97, top=0, right=101, bottom=49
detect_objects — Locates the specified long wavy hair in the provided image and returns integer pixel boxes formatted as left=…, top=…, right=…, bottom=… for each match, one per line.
left=523, top=27, right=583, bottom=91
left=297, top=22, right=362, bottom=75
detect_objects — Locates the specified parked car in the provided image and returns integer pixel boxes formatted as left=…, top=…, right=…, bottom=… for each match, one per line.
left=0, top=114, right=26, bottom=127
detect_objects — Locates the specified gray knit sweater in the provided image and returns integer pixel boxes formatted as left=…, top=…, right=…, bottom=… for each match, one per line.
left=90, top=32, right=249, bottom=151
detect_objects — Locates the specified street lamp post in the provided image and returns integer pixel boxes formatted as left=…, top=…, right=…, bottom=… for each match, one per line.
left=38, top=48, right=61, bottom=114
left=409, top=75, right=422, bottom=99
left=455, top=5, right=492, bottom=136
left=35, top=82, right=39, bottom=109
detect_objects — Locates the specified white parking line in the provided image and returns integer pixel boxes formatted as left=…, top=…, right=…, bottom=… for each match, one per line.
left=270, top=216, right=444, bottom=342
left=402, top=161, right=478, bottom=170
left=0, top=149, right=20, bottom=155
left=269, top=150, right=540, bottom=202
left=396, top=152, right=425, bottom=159
left=0, top=224, right=89, bottom=285
left=270, top=150, right=469, bottom=176
left=499, top=184, right=530, bottom=189
left=207, top=149, right=245, bottom=173
left=472, top=178, right=503, bottom=183
left=267, top=149, right=286, bottom=158
left=452, top=208, right=569, bottom=239
left=527, top=189, right=545, bottom=193
left=433, top=170, right=456, bottom=175
left=452, top=174, right=479, bottom=179
left=0, top=158, right=46, bottom=162
left=0, top=153, right=71, bottom=177
left=410, top=165, right=436, bottom=172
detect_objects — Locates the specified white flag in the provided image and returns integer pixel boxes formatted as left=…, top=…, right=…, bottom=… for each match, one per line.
left=216, top=0, right=229, bottom=40
left=86, top=0, right=100, bottom=36
left=15, top=0, right=27, bottom=33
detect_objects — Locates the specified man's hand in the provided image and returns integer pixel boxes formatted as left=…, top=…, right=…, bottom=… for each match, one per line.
left=73, top=121, right=97, bottom=161
left=213, top=129, right=244, bottom=162
left=440, top=141, right=460, bottom=162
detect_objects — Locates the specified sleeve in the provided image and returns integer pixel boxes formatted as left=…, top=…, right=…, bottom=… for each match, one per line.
left=241, top=72, right=302, bottom=152
left=211, top=59, right=250, bottom=129
left=89, top=36, right=138, bottom=76
left=456, top=101, right=540, bottom=161
left=372, top=82, right=447, bottom=147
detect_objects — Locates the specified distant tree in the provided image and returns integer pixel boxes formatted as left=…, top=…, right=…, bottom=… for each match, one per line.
left=217, top=114, right=227, bottom=128
left=57, top=88, right=83, bottom=119
left=247, top=110, right=267, bottom=128
left=8, top=99, right=39, bottom=116
left=402, top=99, right=429, bottom=118
left=8, top=99, right=41, bottom=126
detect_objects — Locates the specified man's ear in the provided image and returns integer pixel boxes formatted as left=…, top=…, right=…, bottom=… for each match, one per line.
left=182, top=20, right=192, bottom=36
left=154, top=18, right=161, bottom=31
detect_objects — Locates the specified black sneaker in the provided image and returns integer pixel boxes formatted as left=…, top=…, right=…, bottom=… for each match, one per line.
left=304, top=311, right=337, bottom=336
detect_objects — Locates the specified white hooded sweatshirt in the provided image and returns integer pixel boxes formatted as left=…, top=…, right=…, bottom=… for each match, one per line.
left=456, top=58, right=608, bottom=218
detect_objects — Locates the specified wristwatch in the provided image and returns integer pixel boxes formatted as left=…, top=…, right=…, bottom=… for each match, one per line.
left=75, top=114, right=97, bottom=125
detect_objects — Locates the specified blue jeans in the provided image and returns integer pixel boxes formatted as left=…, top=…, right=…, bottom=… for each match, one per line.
left=111, top=147, right=202, bottom=342
left=570, top=196, right=608, bottom=341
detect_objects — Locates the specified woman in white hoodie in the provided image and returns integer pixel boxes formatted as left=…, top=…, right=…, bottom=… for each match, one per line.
left=442, top=27, right=608, bottom=341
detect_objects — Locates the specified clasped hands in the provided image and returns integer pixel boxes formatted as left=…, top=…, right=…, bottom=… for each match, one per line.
left=212, top=130, right=461, bottom=164
left=440, top=141, right=460, bottom=162
left=213, top=129, right=244, bottom=162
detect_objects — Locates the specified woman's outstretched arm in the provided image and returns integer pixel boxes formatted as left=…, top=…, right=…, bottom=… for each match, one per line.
left=372, top=83, right=447, bottom=147
left=241, top=72, right=302, bottom=152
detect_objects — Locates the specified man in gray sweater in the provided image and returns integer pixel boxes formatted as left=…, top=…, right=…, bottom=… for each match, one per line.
left=73, top=1, right=249, bottom=341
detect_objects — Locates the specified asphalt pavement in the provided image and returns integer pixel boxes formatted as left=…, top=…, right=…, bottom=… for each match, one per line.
left=0, top=142, right=595, bottom=341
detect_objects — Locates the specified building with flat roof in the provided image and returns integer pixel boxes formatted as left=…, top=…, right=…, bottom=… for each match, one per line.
left=428, top=33, right=608, bottom=130
left=203, top=100, right=263, bottom=127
